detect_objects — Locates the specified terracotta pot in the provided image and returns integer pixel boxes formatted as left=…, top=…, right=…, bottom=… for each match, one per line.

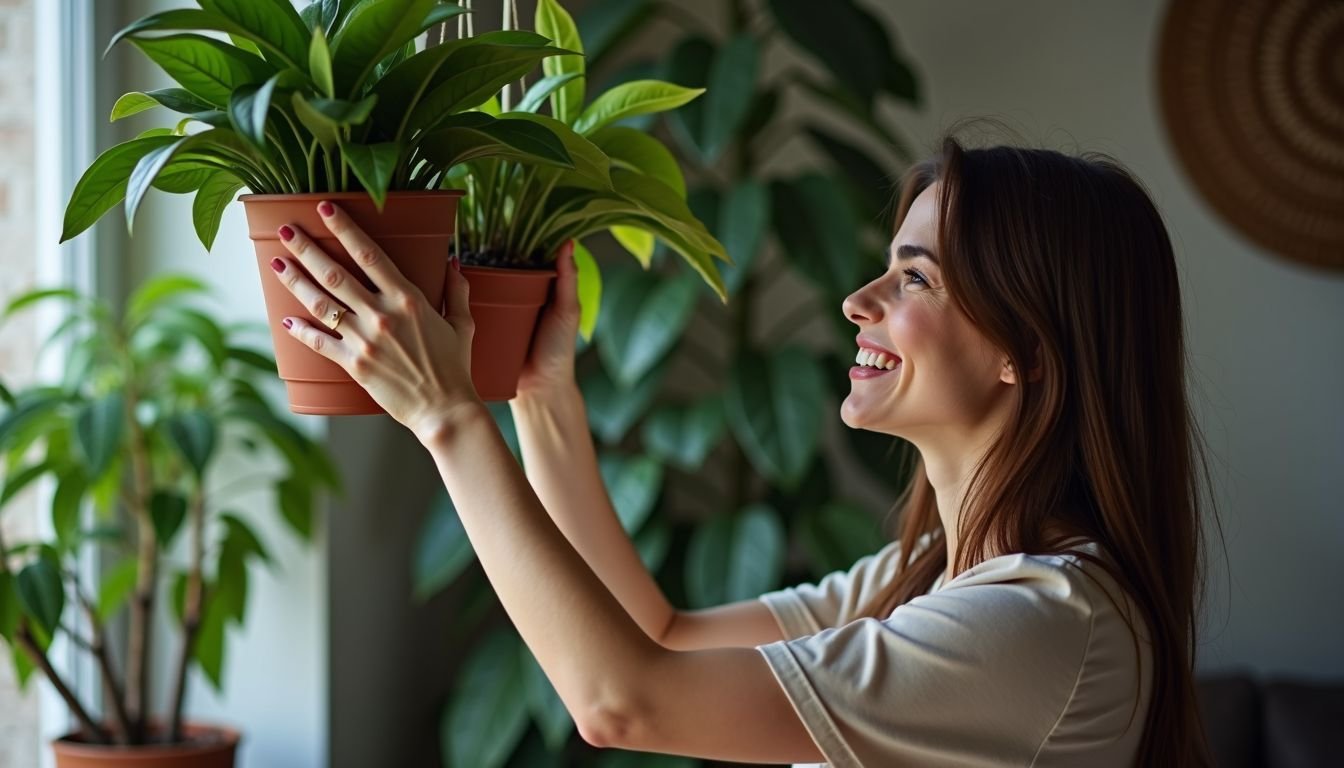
left=52, top=722, right=239, bottom=768
left=241, top=191, right=556, bottom=412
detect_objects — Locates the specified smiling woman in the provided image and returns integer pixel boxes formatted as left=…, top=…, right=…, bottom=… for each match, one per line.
left=264, top=129, right=1215, bottom=767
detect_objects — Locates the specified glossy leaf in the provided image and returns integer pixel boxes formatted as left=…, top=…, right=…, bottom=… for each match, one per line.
left=417, top=113, right=575, bottom=174
left=0, top=573, right=20, bottom=644
left=16, top=557, right=64, bottom=635
left=404, top=40, right=571, bottom=137
left=766, top=0, right=887, bottom=107
left=573, top=80, right=704, bottom=136
left=516, top=72, right=582, bottom=114
left=330, top=0, right=436, bottom=96
left=598, top=453, right=664, bottom=534
left=573, top=239, right=602, bottom=342
left=580, top=361, right=666, bottom=445
left=0, top=460, right=55, bottom=510
left=165, top=410, right=216, bottom=479
left=640, top=397, right=725, bottom=471
left=535, top=0, right=585, bottom=124
left=717, top=180, right=769, bottom=295
left=277, top=475, right=314, bottom=540
left=149, top=490, right=188, bottom=550
left=590, top=125, right=684, bottom=197
left=342, top=142, right=400, bottom=209
left=771, top=173, right=861, bottom=297
left=126, top=274, right=209, bottom=329
left=51, top=468, right=88, bottom=548
left=228, top=73, right=282, bottom=150
left=806, top=126, right=896, bottom=218
left=701, top=35, right=758, bottom=161
left=199, top=0, right=309, bottom=69
left=309, top=24, right=334, bottom=98
left=799, top=501, right=888, bottom=576
left=60, top=134, right=178, bottom=242
left=74, top=391, right=124, bottom=479
left=609, top=225, right=654, bottom=267
left=520, top=644, right=573, bottom=750
left=596, top=267, right=698, bottom=387
left=129, top=34, right=273, bottom=108
left=685, top=504, right=786, bottom=609
left=413, top=490, right=476, bottom=601
left=665, top=36, right=714, bottom=160
left=193, top=172, right=246, bottom=250
left=724, top=347, right=826, bottom=488
left=442, top=630, right=529, bottom=768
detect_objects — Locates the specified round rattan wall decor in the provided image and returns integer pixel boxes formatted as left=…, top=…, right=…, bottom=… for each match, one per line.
left=1157, top=0, right=1344, bottom=271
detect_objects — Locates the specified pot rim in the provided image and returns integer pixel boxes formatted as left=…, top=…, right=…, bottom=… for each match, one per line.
left=238, top=190, right=464, bottom=202
left=52, top=721, right=241, bottom=757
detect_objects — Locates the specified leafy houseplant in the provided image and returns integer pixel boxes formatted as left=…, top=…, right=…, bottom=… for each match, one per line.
left=59, top=0, right=593, bottom=414
left=411, top=0, right=924, bottom=765
left=0, top=275, right=338, bottom=766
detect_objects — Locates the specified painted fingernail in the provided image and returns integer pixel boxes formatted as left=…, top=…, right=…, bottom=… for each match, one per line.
left=278, top=225, right=295, bottom=242
left=318, top=201, right=334, bottom=217
left=270, top=257, right=286, bottom=273
left=451, top=256, right=460, bottom=272
left=282, top=318, right=293, bottom=329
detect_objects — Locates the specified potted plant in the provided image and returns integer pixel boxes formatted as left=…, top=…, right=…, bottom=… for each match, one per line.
left=0, top=275, right=338, bottom=766
left=441, top=0, right=732, bottom=396
left=59, top=0, right=590, bottom=415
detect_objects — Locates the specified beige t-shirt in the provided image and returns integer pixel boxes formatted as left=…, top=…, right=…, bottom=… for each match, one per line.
left=755, top=539, right=1150, bottom=767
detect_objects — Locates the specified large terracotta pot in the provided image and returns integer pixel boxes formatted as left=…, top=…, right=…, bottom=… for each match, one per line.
left=52, top=722, right=239, bottom=768
left=241, top=191, right=555, bottom=413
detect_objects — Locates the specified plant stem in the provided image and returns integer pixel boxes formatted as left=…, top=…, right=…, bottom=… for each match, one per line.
left=167, top=483, right=206, bottom=744
left=17, top=623, right=110, bottom=743
left=122, top=384, right=157, bottom=744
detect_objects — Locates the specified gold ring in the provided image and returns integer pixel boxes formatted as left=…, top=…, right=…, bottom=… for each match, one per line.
left=329, top=306, right=344, bottom=330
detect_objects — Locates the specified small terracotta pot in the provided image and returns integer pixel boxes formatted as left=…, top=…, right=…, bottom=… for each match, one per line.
left=52, top=722, right=239, bottom=768
left=458, top=263, right=557, bottom=401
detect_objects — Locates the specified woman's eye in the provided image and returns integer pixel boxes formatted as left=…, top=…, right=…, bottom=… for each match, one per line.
left=902, top=268, right=927, bottom=287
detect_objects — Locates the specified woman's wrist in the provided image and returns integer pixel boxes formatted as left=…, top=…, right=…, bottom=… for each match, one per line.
left=511, top=379, right=583, bottom=417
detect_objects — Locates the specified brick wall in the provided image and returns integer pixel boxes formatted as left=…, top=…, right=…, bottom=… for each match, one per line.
left=0, top=0, right=43, bottom=764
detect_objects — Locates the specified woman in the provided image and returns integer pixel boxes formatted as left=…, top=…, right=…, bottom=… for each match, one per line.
left=266, top=135, right=1212, bottom=766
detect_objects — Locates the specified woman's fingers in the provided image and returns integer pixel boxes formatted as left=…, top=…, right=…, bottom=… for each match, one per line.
left=314, top=201, right=413, bottom=299
left=276, top=223, right=375, bottom=319
left=270, top=250, right=357, bottom=337
left=279, top=315, right=353, bottom=367
left=552, top=240, right=579, bottom=322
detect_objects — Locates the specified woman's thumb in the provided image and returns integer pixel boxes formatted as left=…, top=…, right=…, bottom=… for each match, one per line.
left=551, top=240, right=579, bottom=319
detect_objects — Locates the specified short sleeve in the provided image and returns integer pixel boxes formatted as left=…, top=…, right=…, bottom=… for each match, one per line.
left=757, top=539, right=904, bottom=638
left=754, top=558, right=1098, bottom=768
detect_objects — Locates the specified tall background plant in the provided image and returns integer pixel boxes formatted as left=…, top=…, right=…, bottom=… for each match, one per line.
left=413, top=0, right=923, bottom=764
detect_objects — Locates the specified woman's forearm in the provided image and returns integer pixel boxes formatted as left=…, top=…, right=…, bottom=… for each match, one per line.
left=510, top=383, right=678, bottom=644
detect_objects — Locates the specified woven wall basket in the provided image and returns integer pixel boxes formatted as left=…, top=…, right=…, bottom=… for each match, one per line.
left=1158, top=0, right=1344, bottom=271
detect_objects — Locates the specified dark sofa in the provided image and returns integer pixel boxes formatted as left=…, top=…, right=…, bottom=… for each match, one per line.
left=1198, top=673, right=1344, bottom=767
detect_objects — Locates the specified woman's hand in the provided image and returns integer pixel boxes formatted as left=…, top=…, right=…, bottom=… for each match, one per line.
left=514, top=239, right=580, bottom=401
left=269, top=200, right=482, bottom=442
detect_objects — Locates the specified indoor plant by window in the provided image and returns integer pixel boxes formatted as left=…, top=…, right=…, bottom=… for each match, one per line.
left=0, top=275, right=338, bottom=766
left=59, top=0, right=585, bottom=415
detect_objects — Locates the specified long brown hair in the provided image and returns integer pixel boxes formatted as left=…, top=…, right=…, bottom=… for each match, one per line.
left=854, top=134, right=1216, bottom=764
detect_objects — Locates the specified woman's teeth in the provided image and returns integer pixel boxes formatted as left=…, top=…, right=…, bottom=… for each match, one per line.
left=855, top=349, right=899, bottom=370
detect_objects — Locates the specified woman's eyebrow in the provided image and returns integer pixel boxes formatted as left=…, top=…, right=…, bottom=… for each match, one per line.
left=888, top=243, right=940, bottom=266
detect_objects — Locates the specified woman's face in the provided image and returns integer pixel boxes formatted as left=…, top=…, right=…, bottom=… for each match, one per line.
left=840, top=183, right=1016, bottom=444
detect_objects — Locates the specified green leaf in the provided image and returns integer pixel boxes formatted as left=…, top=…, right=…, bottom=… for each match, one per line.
left=574, top=80, right=704, bottom=135
left=51, top=468, right=88, bottom=549
left=60, top=134, right=178, bottom=242
left=413, top=490, right=476, bottom=601
left=341, top=142, right=400, bottom=210
left=575, top=0, right=654, bottom=70
left=766, top=0, right=889, bottom=107
left=724, top=347, right=826, bottom=488
left=308, top=24, right=334, bottom=98
left=517, top=73, right=581, bottom=115
left=193, top=583, right=229, bottom=690
left=199, top=0, right=310, bottom=70
left=596, top=751, right=696, bottom=768
left=442, top=630, right=530, bottom=768
left=609, top=226, right=654, bottom=267
left=136, top=305, right=228, bottom=369
left=16, top=557, right=64, bottom=635
left=597, top=453, right=664, bottom=534
left=701, top=35, right=759, bottom=161
left=97, top=557, right=139, bottom=621
left=0, top=460, right=55, bottom=510
left=799, top=501, right=888, bottom=576
left=590, top=126, right=684, bottom=197
left=717, top=180, right=769, bottom=295
left=149, top=490, right=188, bottom=550
left=105, top=8, right=220, bottom=56
left=2, top=288, right=83, bottom=323
left=417, top=114, right=575, bottom=173
left=225, top=346, right=277, bottom=375
left=633, top=518, right=672, bottom=572
left=74, top=391, right=124, bottom=479
left=520, top=644, right=574, bottom=751
left=665, top=36, right=714, bottom=161
left=573, top=240, right=602, bottom=342
left=685, top=504, right=785, bottom=608
left=596, top=267, right=699, bottom=387
left=221, top=512, right=272, bottom=564
left=126, top=274, right=210, bottom=328
left=129, top=34, right=273, bottom=108
left=192, top=172, right=246, bottom=250
left=228, top=73, right=282, bottom=150
left=153, top=162, right=217, bottom=194
left=771, top=173, right=861, bottom=297
left=536, top=0, right=585, bottom=124
left=580, top=360, right=666, bottom=445
left=806, top=126, right=898, bottom=218
left=1, top=572, right=21, bottom=643
left=330, top=0, right=436, bottom=96
left=276, top=475, right=314, bottom=540
left=164, top=409, right=217, bottom=478
left=641, top=397, right=725, bottom=471
left=110, top=92, right=161, bottom=121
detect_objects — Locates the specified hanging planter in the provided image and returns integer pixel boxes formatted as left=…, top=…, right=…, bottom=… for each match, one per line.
left=60, top=0, right=581, bottom=414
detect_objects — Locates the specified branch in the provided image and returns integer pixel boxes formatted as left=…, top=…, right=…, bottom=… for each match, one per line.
left=67, top=578, right=133, bottom=744
left=121, top=386, right=157, bottom=743
left=16, top=622, right=110, bottom=744
left=168, top=484, right=206, bottom=744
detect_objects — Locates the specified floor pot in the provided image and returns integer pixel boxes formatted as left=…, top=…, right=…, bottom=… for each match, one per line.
left=242, top=191, right=462, bottom=415
left=52, top=722, right=240, bottom=768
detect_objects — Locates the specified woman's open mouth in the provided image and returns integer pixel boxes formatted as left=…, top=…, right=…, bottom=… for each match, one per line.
left=850, top=347, right=901, bottom=379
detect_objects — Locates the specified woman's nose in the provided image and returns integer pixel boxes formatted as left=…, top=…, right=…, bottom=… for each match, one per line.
left=843, top=289, right=880, bottom=325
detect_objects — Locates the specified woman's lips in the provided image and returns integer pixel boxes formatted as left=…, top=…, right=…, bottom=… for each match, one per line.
left=849, top=361, right=900, bottom=379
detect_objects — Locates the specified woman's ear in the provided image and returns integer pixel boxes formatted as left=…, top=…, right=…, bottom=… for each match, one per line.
left=1001, top=359, right=1018, bottom=385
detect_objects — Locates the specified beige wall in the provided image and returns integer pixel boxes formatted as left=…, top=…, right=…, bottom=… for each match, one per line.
left=0, top=0, right=43, bottom=764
